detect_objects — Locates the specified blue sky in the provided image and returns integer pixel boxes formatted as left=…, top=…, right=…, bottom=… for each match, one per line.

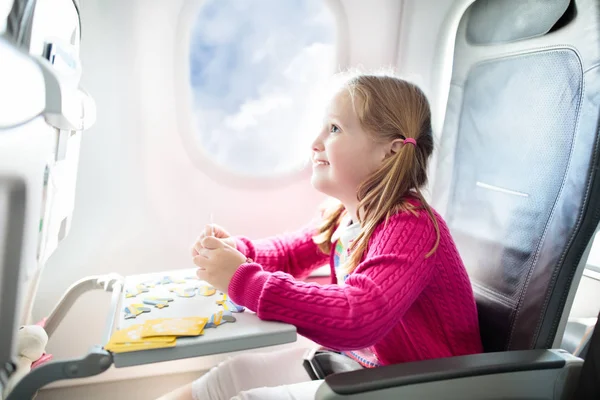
left=189, top=0, right=336, bottom=176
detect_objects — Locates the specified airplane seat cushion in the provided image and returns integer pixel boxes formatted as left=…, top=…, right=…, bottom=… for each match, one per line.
left=431, top=0, right=600, bottom=353
left=466, top=0, right=571, bottom=45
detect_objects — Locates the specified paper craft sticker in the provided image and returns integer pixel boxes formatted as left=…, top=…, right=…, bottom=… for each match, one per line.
left=105, top=338, right=176, bottom=353
left=169, top=287, right=197, bottom=298
left=216, top=293, right=245, bottom=312
left=157, top=276, right=186, bottom=285
left=143, top=299, right=169, bottom=309
left=215, top=293, right=227, bottom=305
left=227, top=300, right=245, bottom=313
left=222, top=314, right=236, bottom=323
left=124, top=303, right=151, bottom=319
left=108, top=324, right=175, bottom=344
left=146, top=296, right=174, bottom=302
left=105, top=324, right=177, bottom=353
left=136, top=284, right=150, bottom=293
left=205, top=311, right=236, bottom=328
left=126, top=283, right=152, bottom=298
left=142, top=317, right=208, bottom=337
left=205, top=311, right=223, bottom=328
left=198, top=285, right=216, bottom=297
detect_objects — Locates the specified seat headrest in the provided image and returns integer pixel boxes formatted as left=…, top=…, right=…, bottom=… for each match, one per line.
left=467, top=0, right=571, bottom=45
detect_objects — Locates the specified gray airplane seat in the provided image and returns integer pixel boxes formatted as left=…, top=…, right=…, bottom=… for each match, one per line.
left=316, top=0, right=600, bottom=399
left=1, top=0, right=98, bottom=399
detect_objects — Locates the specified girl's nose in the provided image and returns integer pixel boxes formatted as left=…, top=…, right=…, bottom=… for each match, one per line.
left=311, top=131, right=325, bottom=152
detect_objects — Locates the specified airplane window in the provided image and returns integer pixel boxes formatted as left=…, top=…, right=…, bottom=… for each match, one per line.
left=188, top=0, right=337, bottom=177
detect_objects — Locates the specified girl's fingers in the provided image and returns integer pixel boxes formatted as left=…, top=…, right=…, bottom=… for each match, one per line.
left=198, top=248, right=211, bottom=259
left=193, top=255, right=205, bottom=268
left=201, top=236, right=223, bottom=250
left=196, top=267, right=208, bottom=281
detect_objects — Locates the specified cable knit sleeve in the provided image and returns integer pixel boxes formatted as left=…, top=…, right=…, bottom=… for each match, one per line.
left=233, top=225, right=329, bottom=280
left=228, top=211, right=437, bottom=351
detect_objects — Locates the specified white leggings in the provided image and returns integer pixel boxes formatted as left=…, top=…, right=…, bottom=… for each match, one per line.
left=191, top=347, right=323, bottom=400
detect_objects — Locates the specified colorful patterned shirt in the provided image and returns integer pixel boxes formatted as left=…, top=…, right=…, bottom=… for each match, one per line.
left=332, top=216, right=382, bottom=368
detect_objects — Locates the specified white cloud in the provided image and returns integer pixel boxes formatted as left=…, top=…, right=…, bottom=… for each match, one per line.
left=224, top=94, right=293, bottom=132
left=189, top=0, right=336, bottom=176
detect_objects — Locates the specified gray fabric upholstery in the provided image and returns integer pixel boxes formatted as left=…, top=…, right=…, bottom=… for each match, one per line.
left=432, top=0, right=600, bottom=352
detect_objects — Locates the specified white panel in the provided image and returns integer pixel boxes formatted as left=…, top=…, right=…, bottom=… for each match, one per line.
left=395, top=0, right=457, bottom=98
left=0, top=40, right=45, bottom=127
left=341, top=0, right=403, bottom=69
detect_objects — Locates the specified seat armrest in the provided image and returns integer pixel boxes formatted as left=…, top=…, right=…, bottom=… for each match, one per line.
left=325, top=349, right=564, bottom=394
left=315, top=350, right=583, bottom=400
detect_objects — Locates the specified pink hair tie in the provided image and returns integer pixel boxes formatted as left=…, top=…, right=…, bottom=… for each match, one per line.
left=403, top=138, right=417, bottom=147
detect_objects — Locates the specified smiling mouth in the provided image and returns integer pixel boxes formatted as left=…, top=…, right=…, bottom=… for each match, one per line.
left=313, top=160, right=330, bottom=166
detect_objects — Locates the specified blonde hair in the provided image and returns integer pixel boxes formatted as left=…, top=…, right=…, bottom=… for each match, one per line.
left=312, top=72, right=440, bottom=274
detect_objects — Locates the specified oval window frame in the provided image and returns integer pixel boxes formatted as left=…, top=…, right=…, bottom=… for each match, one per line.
left=174, top=0, right=350, bottom=190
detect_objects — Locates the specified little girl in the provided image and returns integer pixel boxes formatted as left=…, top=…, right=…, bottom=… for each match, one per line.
left=158, top=73, right=483, bottom=400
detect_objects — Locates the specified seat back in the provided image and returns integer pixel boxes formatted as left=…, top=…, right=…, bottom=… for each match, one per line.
left=432, top=0, right=600, bottom=352
left=1, top=1, right=92, bottom=393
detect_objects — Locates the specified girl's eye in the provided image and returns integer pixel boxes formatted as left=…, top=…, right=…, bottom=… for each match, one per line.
left=330, top=124, right=340, bottom=133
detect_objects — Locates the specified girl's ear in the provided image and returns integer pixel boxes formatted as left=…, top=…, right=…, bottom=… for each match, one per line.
left=388, top=138, right=405, bottom=156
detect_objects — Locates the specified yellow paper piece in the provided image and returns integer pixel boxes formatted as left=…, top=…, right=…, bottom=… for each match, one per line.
left=108, top=324, right=175, bottom=345
left=105, top=338, right=176, bottom=353
left=206, top=311, right=225, bottom=327
left=169, top=287, right=197, bottom=298
left=124, top=303, right=151, bottom=318
left=215, top=293, right=227, bottom=306
left=198, top=285, right=216, bottom=296
left=105, top=324, right=177, bottom=353
left=142, top=317, right=208, bottom=338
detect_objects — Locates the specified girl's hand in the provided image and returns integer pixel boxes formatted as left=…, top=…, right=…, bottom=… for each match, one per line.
left=191, top=224, right=236, bottom=257
left=193, top=236, right=247, bottom=293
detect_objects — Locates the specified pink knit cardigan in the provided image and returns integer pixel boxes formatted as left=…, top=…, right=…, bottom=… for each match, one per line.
left=229, top=208, right=483, bottom=365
